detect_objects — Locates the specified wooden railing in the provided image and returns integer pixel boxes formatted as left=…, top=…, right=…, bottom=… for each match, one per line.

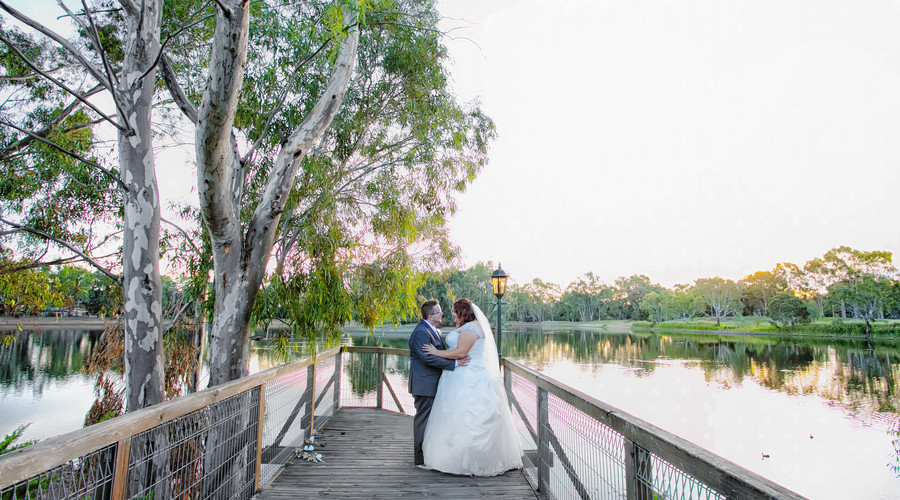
left=0, top=346, right=343, bottom=499
left=0, top=346, right=806, bottom=500
left=502, top=358, right=807, bottom=500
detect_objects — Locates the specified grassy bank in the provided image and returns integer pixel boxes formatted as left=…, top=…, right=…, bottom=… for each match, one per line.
left=632, top=317, right=900, bottom=338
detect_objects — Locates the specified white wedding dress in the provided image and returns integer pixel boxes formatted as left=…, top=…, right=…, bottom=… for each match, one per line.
left=422, top=305, right=523, bottom=476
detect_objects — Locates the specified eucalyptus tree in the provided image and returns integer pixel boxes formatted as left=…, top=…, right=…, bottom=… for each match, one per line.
left=560, top=272, right=604, bottom=321
left=805, top=247, right=896, bottom=319
left=638, top=290, right=669, bottom=324
left=445, top=262, right=496, bottom=312
left=767, top=292, right=810, bottom=328
left=828, top=275, right=893, bottom=334
left=661, top=285, right=704, bottom=321
left=741, top=270, right=788, bottom=316
left=518, top=278, right=560, bottom=322
left=1, top=0, right=167, bottom=412
left=693, top=277, right=743, bottom=327
left=156, top=0, right=493, bottom=385
left=614, top=274, right=664, bottom=321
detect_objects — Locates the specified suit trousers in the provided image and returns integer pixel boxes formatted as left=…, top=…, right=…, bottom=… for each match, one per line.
left=413, top=395, right=435, bottom=465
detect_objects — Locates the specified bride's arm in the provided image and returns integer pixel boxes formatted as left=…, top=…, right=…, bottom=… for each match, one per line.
left=422, top=330, right=478, bottom=359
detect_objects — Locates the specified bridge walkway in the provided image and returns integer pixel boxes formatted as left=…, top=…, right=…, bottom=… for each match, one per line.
left=255, top=407, right=538, bottom=499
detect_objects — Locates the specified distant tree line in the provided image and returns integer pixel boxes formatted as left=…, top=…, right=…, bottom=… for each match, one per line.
left=418, top=247, right=900, bottom=333
left=5, top=245, right=900, bottom=338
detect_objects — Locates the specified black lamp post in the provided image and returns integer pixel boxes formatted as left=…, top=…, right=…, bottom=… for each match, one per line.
left=491, top=264, right=508, bottom=364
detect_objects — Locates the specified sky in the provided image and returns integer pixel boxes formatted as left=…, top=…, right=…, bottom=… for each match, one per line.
left=435, top=0, right=900, bottom=288
left=8, top=0, right=900, bottom=289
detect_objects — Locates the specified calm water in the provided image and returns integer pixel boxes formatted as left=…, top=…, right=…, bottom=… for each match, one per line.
left=2, top=327, right=899, bottom=499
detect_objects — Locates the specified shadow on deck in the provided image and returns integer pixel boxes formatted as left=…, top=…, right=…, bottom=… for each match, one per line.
left=255, top=407, right=538, bottom=499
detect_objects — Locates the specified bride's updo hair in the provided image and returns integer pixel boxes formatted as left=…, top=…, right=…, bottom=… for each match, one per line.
left=453, top=298, right=477, bottom=324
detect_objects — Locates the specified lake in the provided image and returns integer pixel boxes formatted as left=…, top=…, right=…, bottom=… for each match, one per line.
left=1, top=326, right=899, bottom=499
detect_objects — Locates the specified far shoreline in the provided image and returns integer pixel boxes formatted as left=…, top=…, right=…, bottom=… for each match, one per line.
left=4, top=317, right=895, bottom=342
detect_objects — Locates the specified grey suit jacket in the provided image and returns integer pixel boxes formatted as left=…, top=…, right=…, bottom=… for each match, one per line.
left=408, top=320, right=456, bottom=396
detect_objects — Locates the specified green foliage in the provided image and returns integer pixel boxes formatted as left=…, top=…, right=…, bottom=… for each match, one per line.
left=84, top=272, right=122, bottom=317
left=768, top=293, right=811, bottom=329
left=615, top=275, right=666, bottom=321
left=0, top=424, right=35, bottom=455
left=156, top=0, right=494, bottom=344
left=0, top=250, right=61, bottom=315
left=638, top=290, right=669, bottom=324
left=633, top=321, right=724, bottom=331
left=84, top=375, right=124, bottom=426
left=693, top=277, right=743, bottom=326
left=354, top=257, right=423, bottom=331
left=52, top=265, right=94, bottom=309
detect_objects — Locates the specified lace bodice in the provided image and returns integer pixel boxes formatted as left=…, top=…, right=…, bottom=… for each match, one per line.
left=445, top=321, right=485, bottom=363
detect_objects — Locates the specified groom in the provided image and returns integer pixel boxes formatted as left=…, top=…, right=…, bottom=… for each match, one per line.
left=408, top=300, right=467, bottom=467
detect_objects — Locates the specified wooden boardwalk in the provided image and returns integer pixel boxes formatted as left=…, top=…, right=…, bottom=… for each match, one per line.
left=255, top=407, right=539, bottom=499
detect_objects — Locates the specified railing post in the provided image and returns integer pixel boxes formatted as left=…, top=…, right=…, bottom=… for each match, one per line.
left=504, top=361, right=511, bottom=401
left=300, top=364, right=315, bottom=439
left=333, top=350, right=343, bottom=414
left=110, top=437, right=130, bottom=500
left=376, top=352, right=385, bottom=409
left=626, top=440, right=653, bottom=500
left=537, top=386, right=550, bottom=494
left=254, top=384, right=266, bottom=493
left=310, top=360, right=317, bottom=434
left=625, top=438, right=636, bottom=500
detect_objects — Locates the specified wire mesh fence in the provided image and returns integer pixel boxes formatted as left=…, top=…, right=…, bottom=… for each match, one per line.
left=258, top=353, right=340, bottom=489
left=0, top=348, right=342, bottom=500
left=340, top=348, right=415, bottom=415
left=126, top=388, right=261, bottom=500
left=0, top=443, right=117, bottom=500
left=1, top=347, right=801, bottom=500
left=504, top=359, right=802, bottom=500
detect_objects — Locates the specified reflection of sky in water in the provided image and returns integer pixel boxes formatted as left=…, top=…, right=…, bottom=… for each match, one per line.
left=3, top=329, right=899, bottom=499
left=539, top=357, right=900, bottom=500
left=0, top=374, right=96, bottom=444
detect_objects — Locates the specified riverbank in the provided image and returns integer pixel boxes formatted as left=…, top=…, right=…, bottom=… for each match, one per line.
left=0, top=316, right=112, bottom=331
left=0, top=317, right=633, bottom=336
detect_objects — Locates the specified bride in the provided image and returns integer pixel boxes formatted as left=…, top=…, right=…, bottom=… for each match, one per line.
left=420, top=298, right=522, bottom=476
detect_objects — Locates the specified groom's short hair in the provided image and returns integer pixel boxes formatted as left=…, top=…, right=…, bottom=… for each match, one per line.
left=421, top=300, right=439, bottom=319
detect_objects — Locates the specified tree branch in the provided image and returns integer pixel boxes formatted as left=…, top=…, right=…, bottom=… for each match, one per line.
left=0, top=65, right=72, bottom=81
left=242, top=36, right=333, bottom=163
left=0, top=31, right=125, bottom=131
left=74, top=0, right=127, bottom=122
left=162, top=217, right=202, bottom=256
left=0, top=118, right=127, bottom=190
left=0, top=217, right=121, bottom=284
left=159, top=54, right=198, bottom=123
left=0, top=83, right=106, bottom=161
left=0, top=1, right=119, bottom=99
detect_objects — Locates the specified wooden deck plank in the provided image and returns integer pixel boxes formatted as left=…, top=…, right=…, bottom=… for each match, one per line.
left=255, top=407, right=538, bottom=499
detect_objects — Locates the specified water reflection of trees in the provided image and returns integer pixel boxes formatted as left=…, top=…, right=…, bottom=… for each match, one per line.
left=7, top=328, right=897, bottom=418
left=345, top=336, right=411, bottom=396
left=0, top=330, right=102, bottom=395
left=503, top=329, right=900, bottom=416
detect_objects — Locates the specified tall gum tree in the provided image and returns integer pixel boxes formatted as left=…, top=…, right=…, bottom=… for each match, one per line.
left=0, top=0, right=165, bottom=412
left=191, top=2, right=360, bottom=386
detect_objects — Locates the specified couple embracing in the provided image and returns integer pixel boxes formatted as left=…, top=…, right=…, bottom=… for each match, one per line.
left=408, top=298, right=523, bottom=476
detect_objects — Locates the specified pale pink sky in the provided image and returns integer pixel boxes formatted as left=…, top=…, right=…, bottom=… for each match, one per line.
left=11, top=0, right=900, bottom=289
left=438, top=0, right=900, bottom=288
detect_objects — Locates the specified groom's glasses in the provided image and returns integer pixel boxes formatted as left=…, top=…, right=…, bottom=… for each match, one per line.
left=430, top=309, right=443, bottom=317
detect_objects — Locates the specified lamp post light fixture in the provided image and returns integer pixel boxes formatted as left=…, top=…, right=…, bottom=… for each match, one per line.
left=491, top=264, right=508, bottom=364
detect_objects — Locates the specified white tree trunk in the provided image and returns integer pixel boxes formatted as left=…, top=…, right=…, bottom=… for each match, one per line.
left=197, top=2, right=359, bottom=387
left=119, top=0, right=165, bottom=414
